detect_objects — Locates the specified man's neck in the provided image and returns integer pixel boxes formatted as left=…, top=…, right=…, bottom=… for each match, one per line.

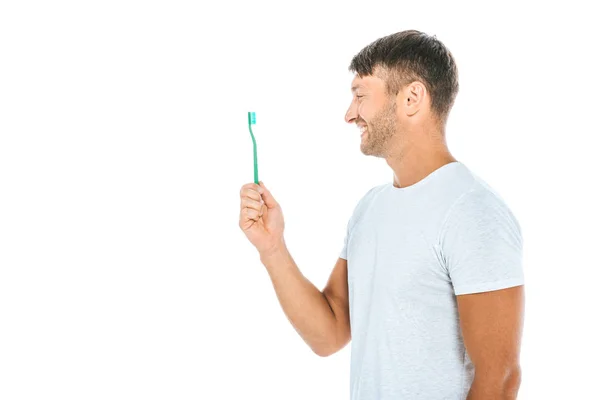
left=387, top=147, right=457, bottom=189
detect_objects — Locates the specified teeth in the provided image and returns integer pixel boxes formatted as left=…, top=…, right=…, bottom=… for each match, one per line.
left=360, top=126, right=367, bottom=133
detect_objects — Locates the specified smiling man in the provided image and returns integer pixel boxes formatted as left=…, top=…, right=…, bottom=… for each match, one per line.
left=239, top=30, right=524, bottom=400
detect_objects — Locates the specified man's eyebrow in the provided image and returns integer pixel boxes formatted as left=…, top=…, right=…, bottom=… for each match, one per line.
left=351, top=85, right=363, bottom=93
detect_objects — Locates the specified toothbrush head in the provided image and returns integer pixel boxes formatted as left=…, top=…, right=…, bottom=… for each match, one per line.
left=248, top=112, right=256, bottom=125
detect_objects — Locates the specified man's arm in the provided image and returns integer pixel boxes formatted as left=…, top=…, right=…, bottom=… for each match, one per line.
left=261, top=245, right=351, bottom=357
left=457, top=285, right=525, bottom=399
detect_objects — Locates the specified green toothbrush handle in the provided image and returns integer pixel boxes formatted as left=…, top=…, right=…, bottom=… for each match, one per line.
left=252, top=139, right=259, bottom=184
left=248, top=112, right=259, bottom=184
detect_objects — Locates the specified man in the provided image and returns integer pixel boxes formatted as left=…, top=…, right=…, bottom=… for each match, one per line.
left=239, top=30, right=524, bottom=399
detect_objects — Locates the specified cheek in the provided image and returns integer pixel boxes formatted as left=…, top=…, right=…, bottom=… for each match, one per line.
left=357, top=104, right=369, bottom=121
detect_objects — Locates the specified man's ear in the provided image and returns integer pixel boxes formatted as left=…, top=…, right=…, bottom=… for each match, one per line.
left=400, top=81, right=427, bottom=117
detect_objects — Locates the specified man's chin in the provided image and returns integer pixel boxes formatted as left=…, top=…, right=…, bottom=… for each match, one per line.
left=360, top=146, right=380, bottom=157
left=361, top=142, right=387, bottom=157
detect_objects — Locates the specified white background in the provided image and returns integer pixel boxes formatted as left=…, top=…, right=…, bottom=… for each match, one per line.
left=1, top=1, right=599, bottom=399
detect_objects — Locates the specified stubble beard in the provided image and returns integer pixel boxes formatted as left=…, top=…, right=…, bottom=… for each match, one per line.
left=361, top=99, right=398, bottom=158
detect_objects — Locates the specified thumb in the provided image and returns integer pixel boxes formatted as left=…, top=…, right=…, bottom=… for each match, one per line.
left=259, top=181, right=278, bottom=209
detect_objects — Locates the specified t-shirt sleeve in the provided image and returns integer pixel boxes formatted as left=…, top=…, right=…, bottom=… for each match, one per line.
left=340, top=217, right=352, bottom=260
left=340, top=201, right=359, bottom=260
left=340, top=187, right=377, bottom=260
left=437, top=187, right=524, bottom=295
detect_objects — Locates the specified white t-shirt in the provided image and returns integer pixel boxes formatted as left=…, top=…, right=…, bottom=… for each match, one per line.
left=340, top=161, right=524, bottom=400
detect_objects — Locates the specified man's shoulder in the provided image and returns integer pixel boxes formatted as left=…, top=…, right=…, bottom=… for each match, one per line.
left=443, top=180, right=522, bottom=237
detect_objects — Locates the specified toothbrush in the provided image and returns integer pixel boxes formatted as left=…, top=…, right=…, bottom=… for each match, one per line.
left=248, top=111, right=259, bottom=184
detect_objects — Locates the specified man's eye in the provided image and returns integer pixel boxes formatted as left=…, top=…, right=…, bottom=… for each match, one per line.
left=356, top=95, right=364, bottom=99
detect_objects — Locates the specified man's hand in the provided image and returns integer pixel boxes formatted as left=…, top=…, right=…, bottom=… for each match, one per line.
left=239, top=181, right=285, bottom=256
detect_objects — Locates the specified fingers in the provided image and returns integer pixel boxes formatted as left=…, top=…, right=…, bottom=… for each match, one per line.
left=240, top=182, right=264, bottom=202
left=258, top=181, right=278, bottom=209
left=239, top=181, right=277, bottom=219
left=241, top=197, right=264, bottom=213
left=240, top=182, right=265, bottom=224
left=244, top=207, right=262, bottom=221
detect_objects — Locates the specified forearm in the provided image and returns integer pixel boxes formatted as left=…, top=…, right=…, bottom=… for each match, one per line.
left=467, top=367, right=521, bottom=400
left=260, top=243, right=337, bottom=356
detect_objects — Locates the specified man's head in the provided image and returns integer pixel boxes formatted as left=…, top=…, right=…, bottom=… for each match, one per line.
left=345, top=30, right=459, bottom=158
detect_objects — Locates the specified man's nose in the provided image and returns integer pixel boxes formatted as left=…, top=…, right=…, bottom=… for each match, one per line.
left=345, top=102, right=357, bottom=124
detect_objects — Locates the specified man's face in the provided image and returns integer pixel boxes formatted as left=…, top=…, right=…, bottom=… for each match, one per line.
left=345, top=73, right=399, bottom=157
